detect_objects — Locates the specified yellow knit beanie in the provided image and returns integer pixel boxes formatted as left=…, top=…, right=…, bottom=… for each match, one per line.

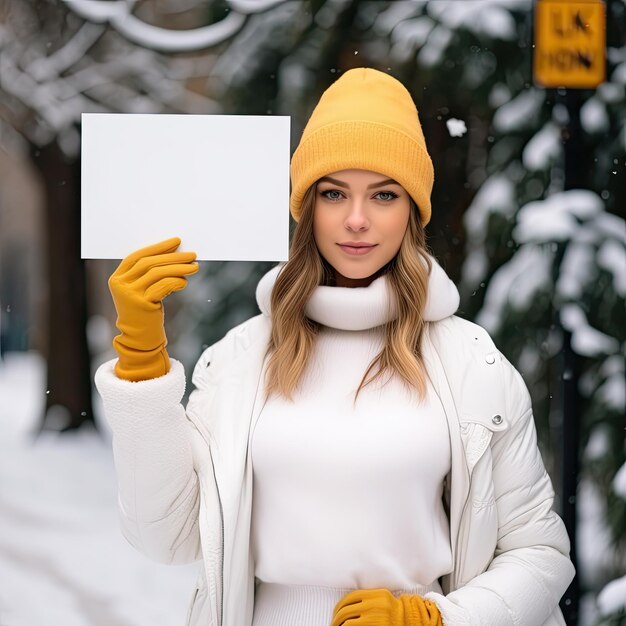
left=290, top=67, right=434, bottom=225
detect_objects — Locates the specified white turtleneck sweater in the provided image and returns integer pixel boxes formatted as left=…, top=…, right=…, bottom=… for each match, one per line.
left=250, top=261, right=460, bottom=626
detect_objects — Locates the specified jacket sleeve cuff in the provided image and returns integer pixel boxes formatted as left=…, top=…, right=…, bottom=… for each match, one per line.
left=423, top=548, right=575, bottom=626
left=94, top=357, right=186, bottom=430
left=423, top=589, right=511, bottom=626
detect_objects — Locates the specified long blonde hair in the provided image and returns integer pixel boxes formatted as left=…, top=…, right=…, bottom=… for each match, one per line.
left=265, top=181, right=433, bottom=402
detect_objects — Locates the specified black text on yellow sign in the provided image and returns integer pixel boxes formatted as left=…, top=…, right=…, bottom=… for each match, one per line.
left=534, top=0, right=606, bottom=89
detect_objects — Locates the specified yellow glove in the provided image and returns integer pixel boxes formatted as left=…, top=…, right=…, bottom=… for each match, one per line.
left=109, top=236, right=198, bottom=381
left=331, top=588, right=443, bottom=626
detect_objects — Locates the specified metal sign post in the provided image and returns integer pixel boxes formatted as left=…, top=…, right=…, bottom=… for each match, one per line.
left=533, top=1, right=607, bottom=623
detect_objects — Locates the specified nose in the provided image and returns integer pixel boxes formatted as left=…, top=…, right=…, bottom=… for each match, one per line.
left=344, top=199, right=369, bottom=232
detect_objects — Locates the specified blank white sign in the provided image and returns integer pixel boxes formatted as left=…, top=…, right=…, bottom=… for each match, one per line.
left=81, top=113, right=290, bottom=261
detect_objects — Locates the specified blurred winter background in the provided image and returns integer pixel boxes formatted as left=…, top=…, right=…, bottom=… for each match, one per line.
left=0, top=0, right=624, bottom=624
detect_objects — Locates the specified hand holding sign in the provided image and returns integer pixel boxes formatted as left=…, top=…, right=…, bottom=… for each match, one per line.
left=109, top=237, right=199, bottom=382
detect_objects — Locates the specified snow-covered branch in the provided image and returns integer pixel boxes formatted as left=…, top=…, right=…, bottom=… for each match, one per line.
left=24, top=22, right=106, bottom=82
left=0, top=0, right=249, bottom=152
left=63, top=0, right=287, bottom=52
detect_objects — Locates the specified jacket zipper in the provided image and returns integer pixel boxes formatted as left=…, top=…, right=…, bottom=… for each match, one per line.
left=188, top=412, right=225, bottom=626
left=453, top=477, right=472, bottom=589
left=452, top=427, right=494, bottom=589
left=189, top=350, right=268, bottom=625
left=206, top=440, right=225, bottom=626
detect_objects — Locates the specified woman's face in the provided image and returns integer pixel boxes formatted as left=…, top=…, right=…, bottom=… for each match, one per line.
left=313, top=169, right=411, bottom=288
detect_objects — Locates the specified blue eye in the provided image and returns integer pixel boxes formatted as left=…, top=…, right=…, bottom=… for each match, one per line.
left=375, top=191, right=399, bottom=201
left=319, top=189, right=343, bottom=201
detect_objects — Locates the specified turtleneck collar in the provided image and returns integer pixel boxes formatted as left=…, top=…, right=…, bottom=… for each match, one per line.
left=255, top=254, right=460, bottom=332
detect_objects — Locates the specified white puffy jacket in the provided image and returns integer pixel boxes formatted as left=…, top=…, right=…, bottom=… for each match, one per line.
left=95, top=263, right=575, bottom=626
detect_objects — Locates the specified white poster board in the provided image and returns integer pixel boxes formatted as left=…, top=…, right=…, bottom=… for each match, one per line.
left=81, top=113, right=290, bottom=261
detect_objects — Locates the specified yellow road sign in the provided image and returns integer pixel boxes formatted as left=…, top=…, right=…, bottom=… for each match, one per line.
left=534, top=0, right=606, bottom=88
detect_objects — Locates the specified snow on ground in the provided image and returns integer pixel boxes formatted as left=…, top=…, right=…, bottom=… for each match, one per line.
left=0, top=351, right=200, bottom=626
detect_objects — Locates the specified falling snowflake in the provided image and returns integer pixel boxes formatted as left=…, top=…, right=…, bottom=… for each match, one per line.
left=446, top=118, right=467, bottom=137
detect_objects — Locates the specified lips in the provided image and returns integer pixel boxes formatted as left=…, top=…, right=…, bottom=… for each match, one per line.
left=338, top=241, right=376, bottom=248
left=337, top=242, right=377, bottom=256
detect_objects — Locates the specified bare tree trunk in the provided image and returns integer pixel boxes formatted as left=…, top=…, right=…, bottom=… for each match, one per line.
left=31, top=139, right=96, bottom=432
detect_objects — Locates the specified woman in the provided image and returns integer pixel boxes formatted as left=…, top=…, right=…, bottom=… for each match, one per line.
left=95, top=68, right=575, bottom=626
